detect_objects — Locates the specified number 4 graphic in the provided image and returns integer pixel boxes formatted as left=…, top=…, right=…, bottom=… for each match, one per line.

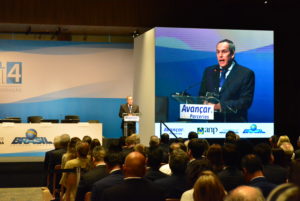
left=7, top=62, right=22, bottom=84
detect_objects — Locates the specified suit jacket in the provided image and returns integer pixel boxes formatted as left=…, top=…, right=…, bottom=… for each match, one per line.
left=144, top=168, right=168, bottom=182
left=75, top=165, right=108, bottom=201
left=91, top=170, right=124, bottom=201
left=101, top=178, right=164, bottom=201
left=217, top=166, right=245, bottom=192
left=263, top=164, right=287, bottom=185
left=199, top=62, right=255, bottom=122
left=154, top=174, right=188, bottom=199
left=249, top=177, right=276, bottom=198
left=119, top=104, right=139, bottom=118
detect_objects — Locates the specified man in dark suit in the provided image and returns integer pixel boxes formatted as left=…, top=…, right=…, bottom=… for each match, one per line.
left=199, top=39, right=255, bottom=122
left=254, top=143, right=287, bottom=185
left=91, top=151, right=124, bottom=201
left=48, top=134, right=70, bottom=194
left=101, top=152, right=164, bottom=201
left=75, top=146, right=108, bottom=201
left=242, top=154, right=276, bottom=198
left=119, top=96, right=139, bottom=136
left=155, top=149, right=189, bottom=199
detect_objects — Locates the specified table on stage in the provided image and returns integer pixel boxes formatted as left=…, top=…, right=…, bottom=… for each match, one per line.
left=0, top=122, right=102, bottom=162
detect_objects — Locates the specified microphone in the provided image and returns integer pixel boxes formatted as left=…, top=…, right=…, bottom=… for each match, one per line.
left=174, top=81, right=202, bottom=96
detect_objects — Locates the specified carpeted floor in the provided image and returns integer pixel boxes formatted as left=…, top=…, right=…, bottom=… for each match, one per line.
left=0, top=187, right=53, bottom=201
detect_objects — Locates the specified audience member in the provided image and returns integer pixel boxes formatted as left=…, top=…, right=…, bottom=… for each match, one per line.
left=61, top=137, right=81, bottom=169
left=60, top=142, right=91, bottom=201
left=277, top=135, right=290, bottom=147
left=134, top=143, right=146, bottom=156
left=241, top=154, right=276, bottom=198
left=82, top=135, right=92, bottom=145
left=272, top=148, right=287, bottom=168
left=44, top=135, right=61, bottom=187
left=89, top=138, right=101, bottom=155
left=288, top=159, right=300, bottom=187
left=225, top=185, right=265, bottom=201
left=224, top=130, right=237, bottom=145
left=48, top=134, right=70, bottom=194
left=269, top=135, right=279, bottom=148
left=206, top=144, right=223, bottom=173
left=159, top=142, right=187, bottom=175
left=144, top=148, right=168, bottom=181
left=148, top=135, right=160, bottom=152
left=122, top=135, right=137, bottom=157
left=181, top=170, right=225, bottom=201
left=218, top=143, right=245, bottom=192
left=280, top=142, right=294, bottom=164
left=253, top=143, right=287, bottom=185
left=75, top=146, right=108, bottom=201
left=155, top=149, right=189, bottom=199
left=91, top=151, right=124, bottom=201
left=159, top=133, right=170, bottom=163
left=101, top=152, right=164, bottom=201
left=185, top=159, right=213, bottom=189
left=184, top=131, right=198, bottom=147
left=267, top=183, right=300, bottom=201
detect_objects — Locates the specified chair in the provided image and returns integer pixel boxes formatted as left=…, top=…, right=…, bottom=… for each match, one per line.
left=27, top=116, right=43, bottom=123
left=65, top=115, right=80, bottom=120
left=88, top=120, right=99, bottom=123
left=84, top=192, right=92, bottom=201
left=2, top=117, right=22, bottom=123
left=166, top=199, right=180, bottom=201
left=52, top=165, right=62, bottom=198
left=42, top=119, right=59, bottom=123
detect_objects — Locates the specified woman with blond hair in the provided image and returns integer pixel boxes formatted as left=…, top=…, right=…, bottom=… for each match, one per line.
left=181, top=170, right=226, bottom=201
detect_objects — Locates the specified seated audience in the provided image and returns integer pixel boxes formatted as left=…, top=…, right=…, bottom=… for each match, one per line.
left=253, top=143, right=287, bottom=185
left=218, top=143, right=245, bottom=192
left=159, top=142, right=187, bottom=175
left=61, top=137, right=81, bottom=169
left=75, top=146, right=108, bottom=201
left=91, top=151, right=124, bottom=201
left=122, top=135, right=138, bottom=158
left=288, top=159, right=300, bottom=187
left=144, top=148, right=168, bottom=181
left=155, top=149, right=189, bottom=199
left=241, top=154, right=276, bottom=198
left=82, top=135, right=92, bottom=145
left=184, top=131, right=198, bottom=147
left=280, top=142, right=294, bottom=164
left=89, top=138, right=101, bottom=155
left=60, top=142, right=92, bottom=201
left=272, top=148, right=287, bottom=168
left=159, top=133, right=170, bottom=163
left=206, top=144, right=223, bottom=173
left=224, top=131, right=237, bottom=145
left=277, top=135, right=290, bottom=147
left=181, top=170, right=226, bottom=201
left=101, top=152, right=164, bottom=201
left=148, top=135, right=160, bottom=152
left=185, top=159, right=213, bottom=189
left=269, top=135, right=279, bottom=148
left=224, top=185, right=265, bottom=201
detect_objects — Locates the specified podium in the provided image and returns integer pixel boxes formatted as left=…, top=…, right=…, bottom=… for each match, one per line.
left=171, top=93, right=220, bottom=121
left=122, top=113, right=140, bottom=137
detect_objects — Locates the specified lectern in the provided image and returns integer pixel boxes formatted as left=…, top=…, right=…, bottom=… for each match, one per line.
left=122, top=113, right=140, bottom=137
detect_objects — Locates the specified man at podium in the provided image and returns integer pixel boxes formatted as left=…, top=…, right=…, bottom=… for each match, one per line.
left=119, top=96, right=140, bottom=136
left=199, top=39, right=255, bottom=122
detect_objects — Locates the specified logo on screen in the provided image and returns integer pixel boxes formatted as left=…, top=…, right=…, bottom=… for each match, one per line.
left=11, top=129, right=52, bottom=144
left=197, top=127, right=218, bottom=135
left=163, top=127, right=184, bottom=136
left=0, top=61, right=22, bottom=85
left=243, top=124, right=265, bottom=133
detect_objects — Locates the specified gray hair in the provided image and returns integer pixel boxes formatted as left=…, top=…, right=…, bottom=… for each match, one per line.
left=217, top=39, right=235, bottom=54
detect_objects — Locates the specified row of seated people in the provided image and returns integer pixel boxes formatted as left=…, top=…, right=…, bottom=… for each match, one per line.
left=44, top=132, right=300, bottom=201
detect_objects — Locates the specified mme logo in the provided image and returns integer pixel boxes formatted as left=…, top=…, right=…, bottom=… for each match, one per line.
left=11, top=129, right=52, bottom=144
left=0, top=61, right=22, bottom=84
left=197, top=127, right=219, bottom=135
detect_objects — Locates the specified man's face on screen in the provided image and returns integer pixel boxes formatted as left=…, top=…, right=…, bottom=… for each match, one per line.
left=216, top=42, right=234, bottom=68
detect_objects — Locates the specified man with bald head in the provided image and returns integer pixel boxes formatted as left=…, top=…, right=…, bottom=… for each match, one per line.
left=225, top=186, right=265, bottom=201
left=101, top=152, right=164, bottom=201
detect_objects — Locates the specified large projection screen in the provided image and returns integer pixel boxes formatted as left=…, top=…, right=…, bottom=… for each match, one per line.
left=155, top=27, right=274, bottom=139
